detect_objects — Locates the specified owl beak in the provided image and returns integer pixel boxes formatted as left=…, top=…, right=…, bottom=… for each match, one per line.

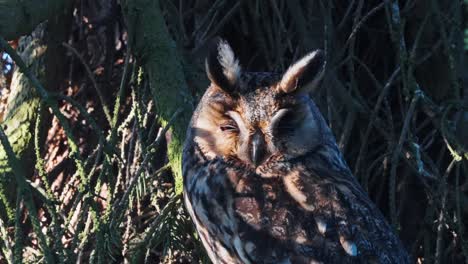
left=251, top=132, right=267, bottom=167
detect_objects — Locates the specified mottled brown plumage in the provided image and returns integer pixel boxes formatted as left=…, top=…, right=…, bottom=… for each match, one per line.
left=182, top=40, right=410, bottom=264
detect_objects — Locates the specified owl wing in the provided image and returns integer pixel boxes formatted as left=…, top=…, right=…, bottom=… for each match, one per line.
left=183, top=145, right=410, bottom=264
left=183, top=144, right=255, bottom=264
left=275, top=161, right=410, bottom=264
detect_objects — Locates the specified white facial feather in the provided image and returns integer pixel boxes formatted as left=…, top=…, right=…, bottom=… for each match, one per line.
left=218, top=41, right=241, bottom=86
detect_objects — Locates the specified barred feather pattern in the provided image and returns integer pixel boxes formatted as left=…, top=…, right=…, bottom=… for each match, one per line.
left=182, top=68, right=410, bottom=263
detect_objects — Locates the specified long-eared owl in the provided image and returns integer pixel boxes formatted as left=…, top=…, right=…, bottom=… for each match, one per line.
left=182, top=40, right=410, bottom=264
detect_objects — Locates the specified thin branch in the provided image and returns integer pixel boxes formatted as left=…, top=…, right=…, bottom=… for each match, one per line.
left=0, top=36, right=88, bottom=192
left=344, top=1, right=386, bottom=47
left=354, top=67, right=400, bottom=176
left=62, top=42, right=112, bottom=125
left=389, top=91, right=420, bottom=229
left=435, top=158, right=457, bottom=264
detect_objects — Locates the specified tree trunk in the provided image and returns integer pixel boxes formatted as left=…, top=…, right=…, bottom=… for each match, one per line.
left=0, top=0, right=72, bottom=40
left=121, top=0, right=193, bottom=194
left=0, top=4, right=72, bottom=222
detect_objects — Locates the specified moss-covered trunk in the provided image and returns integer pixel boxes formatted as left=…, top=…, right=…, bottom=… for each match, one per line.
left=121, top=0, right=193, bottom=194
left=0, top=4, right=72, bottom=222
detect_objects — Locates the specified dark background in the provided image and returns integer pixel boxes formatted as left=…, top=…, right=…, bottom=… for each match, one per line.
left=0, top=0, right=467, bottom=263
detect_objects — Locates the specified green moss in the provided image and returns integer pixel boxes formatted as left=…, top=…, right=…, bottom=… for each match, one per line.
left=0, top=39, right=43, bottom=175
left=122, top=0, right=193, bottom=195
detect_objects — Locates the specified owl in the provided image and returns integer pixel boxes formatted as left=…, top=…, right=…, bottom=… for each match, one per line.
left=182, top=40, right=410, bottom=264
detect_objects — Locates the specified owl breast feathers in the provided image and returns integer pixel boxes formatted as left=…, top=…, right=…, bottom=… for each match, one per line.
left=182, top=40, right=410, bottom=264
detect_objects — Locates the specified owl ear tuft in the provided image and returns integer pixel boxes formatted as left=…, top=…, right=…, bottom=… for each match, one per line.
left=279, top=50, right=325, bottom=94
left=205, top=39, right=241, bottom=93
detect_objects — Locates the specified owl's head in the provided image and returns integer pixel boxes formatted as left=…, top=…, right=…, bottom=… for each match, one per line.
left=191, top=40, right=326, bottom=169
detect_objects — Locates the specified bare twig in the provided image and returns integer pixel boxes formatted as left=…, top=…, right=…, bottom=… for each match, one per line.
left=0, top=36, right=87, bottom=191
left=435, top=158, right=457, bottom=264
left=389, top=91, right=420, bottom=229
left=62, top=42, right=112, bottom=125
left=354, top=67, right=401, bottom=176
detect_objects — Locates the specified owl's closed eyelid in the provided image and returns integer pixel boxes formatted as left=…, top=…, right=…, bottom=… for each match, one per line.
left=226, top=111, right=248, bottom=134
left=219, top=122, right=238, bottom=133
left=270, top=108, right=291, bottom=129
left=270, top=108, right=307, bottom=132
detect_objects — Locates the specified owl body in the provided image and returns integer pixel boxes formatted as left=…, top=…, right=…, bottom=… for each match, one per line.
left=182, top=41, right=409, bottom=264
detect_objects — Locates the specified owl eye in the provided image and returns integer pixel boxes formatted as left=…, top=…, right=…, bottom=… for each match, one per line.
left=220, top=122, right=239, bottom=133
left=271, top=109, right=299, bottom=135
left=275, top=115, right=296, bottom=132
